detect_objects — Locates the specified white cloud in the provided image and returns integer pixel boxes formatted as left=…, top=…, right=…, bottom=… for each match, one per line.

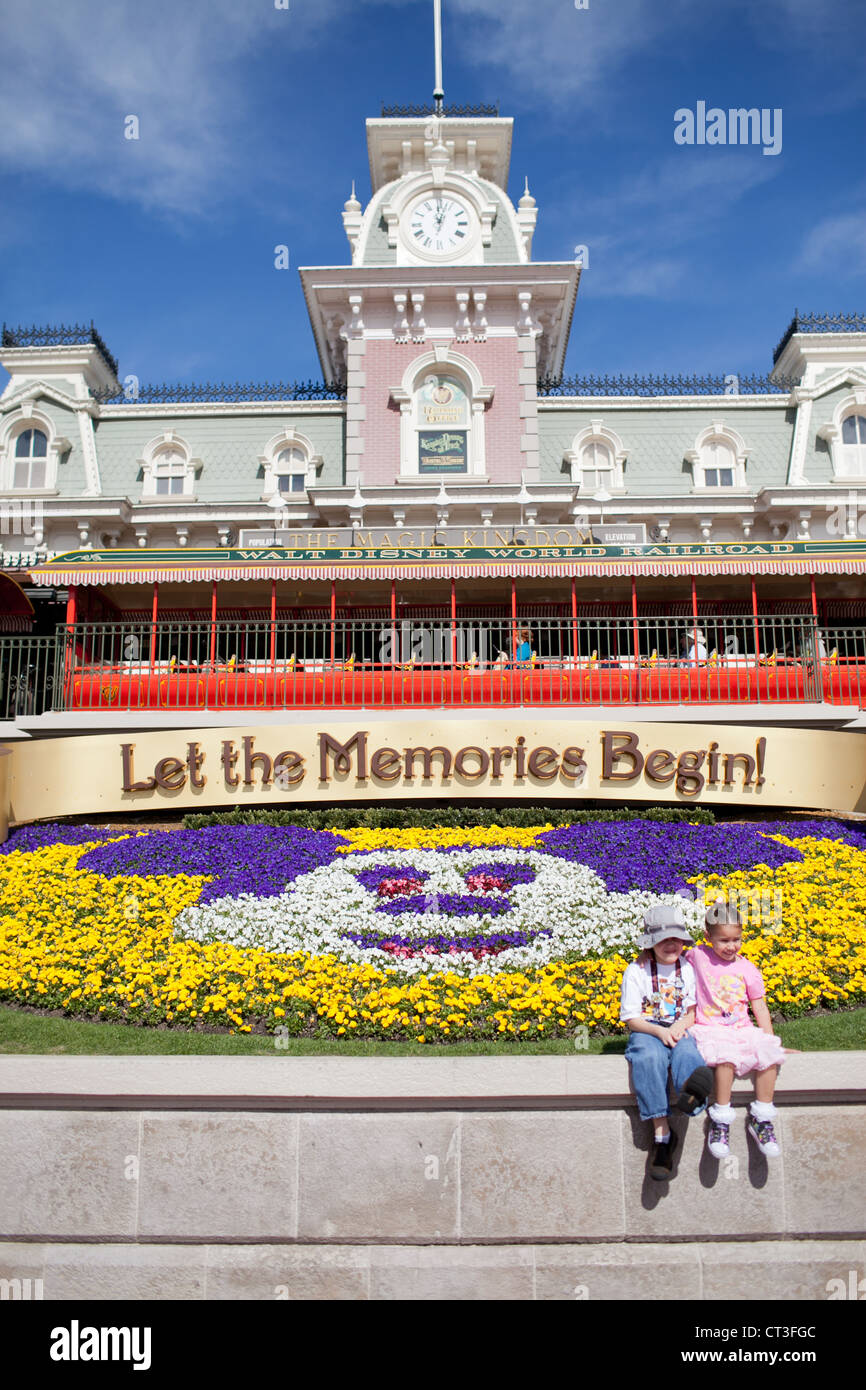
left=797, top=212, right=866, bottom=277
left=0, top=0, right=348, bottom=216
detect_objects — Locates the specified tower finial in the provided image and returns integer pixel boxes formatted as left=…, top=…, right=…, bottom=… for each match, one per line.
left=433, top=0, right=444, bottom=115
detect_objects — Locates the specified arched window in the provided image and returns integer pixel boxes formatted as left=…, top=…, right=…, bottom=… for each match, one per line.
left=415, top=374, right=470, bottom=475
left=13, top=429, right=49, bottom=489
left=151, top=446, right=188, bottom=496
left=274, top=444, right=309, bottom=494
left=390, top=350, right=493, bottom=479
left=687, top=422, right=748, bottom=489
left=260, top=429, right=321, bottom=500
left=699, top=437, right=736, bottom=487
left=841, top=414, right=866, bottom=476
left=579, top=440, right=614, bottom=491
left=139, top=434, right=199, bottom=499
left=564, top=421, right=626, bottom=492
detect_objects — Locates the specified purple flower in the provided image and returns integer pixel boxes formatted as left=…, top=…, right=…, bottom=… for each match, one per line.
left=76, top=825, right=346, bottom=902
left=0, top=823, right=120, bottom=854
left=536, top=821, right=804, bottom=894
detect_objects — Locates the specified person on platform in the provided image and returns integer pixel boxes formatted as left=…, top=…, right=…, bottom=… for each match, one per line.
left=620, top=905, right=713, bottom=1181
left=686, top=628, right=708, bottom=663
left=513, top=626, right=533, bottom=666
left=688, top=901, right=786, bottom=1160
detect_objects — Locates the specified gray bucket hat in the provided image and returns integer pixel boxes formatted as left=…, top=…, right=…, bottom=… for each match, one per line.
left=637, top=903, right=696, bottom=950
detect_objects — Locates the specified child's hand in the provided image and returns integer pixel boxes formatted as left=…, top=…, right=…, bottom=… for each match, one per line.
left=660, top=1027, right=677, bottom=1047
left=668, top=1020, right=687, bottom=1042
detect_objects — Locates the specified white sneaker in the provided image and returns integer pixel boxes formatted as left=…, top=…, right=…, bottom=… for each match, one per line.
left=748, top=1117, right=781, bottom=1157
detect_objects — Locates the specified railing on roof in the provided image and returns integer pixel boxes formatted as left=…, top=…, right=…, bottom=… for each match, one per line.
left=1, top=321, right=119, bottom=378
left=93, top=380, right=347, bottom=404
left=773, top=311, right=866, bottom=364
left=3, top=616, right=865, bottom=718
left=380, top=103, right=499, bottom=117
left=537, top=373, right=798, bottom=397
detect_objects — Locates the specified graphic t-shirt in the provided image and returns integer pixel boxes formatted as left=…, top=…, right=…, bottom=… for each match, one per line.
left=689, top=942, right=765, bottom=1028
left=620, top=955, right=696, bottom=1025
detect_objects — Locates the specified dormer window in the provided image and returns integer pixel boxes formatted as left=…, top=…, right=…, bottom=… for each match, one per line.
left=564, top=421, right=626, bottom=492
left=841, top=414, right=866, bottom=475
left=139, top=434, right=200, bottom=500
left=579, top=440, right=615, bottom=491
left=687, top=422, right=748, bottom=490
left=152, top=447, right=187, bottom=496
left=275, top=445, right=309, bottom=494
left=700, top=438, right=736, bottom=487
left=260, top=429, right=322, bottom=501
left=13, top=429, right=48, bottom=489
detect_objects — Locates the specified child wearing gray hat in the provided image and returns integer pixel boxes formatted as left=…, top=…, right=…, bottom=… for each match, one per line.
left=620, top=903, right=713, bottom=1180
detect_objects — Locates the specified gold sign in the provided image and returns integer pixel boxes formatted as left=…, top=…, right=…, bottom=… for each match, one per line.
left=5, top=719, right=866, bottom=832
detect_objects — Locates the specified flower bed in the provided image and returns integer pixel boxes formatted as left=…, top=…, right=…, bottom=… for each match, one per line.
left=0, top=819, right=864, bottom=1040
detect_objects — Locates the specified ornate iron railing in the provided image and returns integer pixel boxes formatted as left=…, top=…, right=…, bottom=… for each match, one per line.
left=537, top=373, right=799, bottom=397
left=773, top=311, right=866, bottom=363
left=93, top=379, right=347, bottom=404
left=1, top=321, right=118, bottom=378
left=3, top=616, right=862, bottom=718
left=380, top=103, right=499, bottom=117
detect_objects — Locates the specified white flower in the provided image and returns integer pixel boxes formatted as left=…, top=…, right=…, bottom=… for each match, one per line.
left=174, top=847, right=704, bottom=979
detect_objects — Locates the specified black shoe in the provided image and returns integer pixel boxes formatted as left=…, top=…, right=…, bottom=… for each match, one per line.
left=676, top=1065, right=713, bottom=1116
left=649, top=1128, right=679, bottom=1181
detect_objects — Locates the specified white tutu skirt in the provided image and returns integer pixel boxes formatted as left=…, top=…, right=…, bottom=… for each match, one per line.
left=689, top=1022, right=785, bottom=1076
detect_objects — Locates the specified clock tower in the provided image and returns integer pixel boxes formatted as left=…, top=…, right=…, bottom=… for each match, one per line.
left=298, top=3, right=580, bottom=526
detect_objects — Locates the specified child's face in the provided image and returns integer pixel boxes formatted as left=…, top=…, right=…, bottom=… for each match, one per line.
left=707, top=923, right=742, bottom=961
left=652, top=936, right=685, bottom=965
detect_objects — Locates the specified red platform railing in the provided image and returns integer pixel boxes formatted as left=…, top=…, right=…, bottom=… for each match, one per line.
left=2, top=616, right=865, bottom=716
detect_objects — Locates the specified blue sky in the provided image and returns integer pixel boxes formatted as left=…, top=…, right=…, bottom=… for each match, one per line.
left=0, top=0, right=863, bottom=390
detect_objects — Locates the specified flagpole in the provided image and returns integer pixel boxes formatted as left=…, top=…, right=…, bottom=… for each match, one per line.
left=433, top=0, right=444, bottom=114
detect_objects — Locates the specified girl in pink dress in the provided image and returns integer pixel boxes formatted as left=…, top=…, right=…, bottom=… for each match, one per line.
left=688, top=901, right=786, bottom=1159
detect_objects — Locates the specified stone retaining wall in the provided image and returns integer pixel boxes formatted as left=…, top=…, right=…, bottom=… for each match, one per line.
left=1, top=1055, right=864, bottom=1300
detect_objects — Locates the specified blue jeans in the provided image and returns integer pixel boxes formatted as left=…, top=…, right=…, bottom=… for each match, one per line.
left=625, top=1030, right=708, bottom=1121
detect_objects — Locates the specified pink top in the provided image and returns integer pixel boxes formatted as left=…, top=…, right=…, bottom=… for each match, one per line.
left=688, top=942, right=766, bottom=1028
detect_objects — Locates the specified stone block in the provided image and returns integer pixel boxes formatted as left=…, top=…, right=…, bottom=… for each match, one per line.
left=138, top=1113, right=298, bottom=1239
left=700, top=1239, right=866, bottom=1301
left=534, top=1242, right=699, bottom=1301
left=42, top=1243, right=207, bottom=1300
left=782, top=1107, right=866, bottom=1234
left=0, top=1111, right=139, bottom=1237
left=621, top=1109, right=786, bottom=1240
left=368, top=1245, right=534, bottom=1301
left=460, top=1112, right=624, bottom=1240
left=297, top=1113, right=460, bottom=1239
left=206, top=1245, right=370, bottom=1301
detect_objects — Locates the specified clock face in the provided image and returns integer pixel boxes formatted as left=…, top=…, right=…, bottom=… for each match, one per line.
left=407, top=196, right=472, bottom=255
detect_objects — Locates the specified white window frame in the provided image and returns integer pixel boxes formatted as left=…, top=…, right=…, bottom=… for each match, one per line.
left=686, top=421, right=748, bottom=491
left=139, top=433, right=200, bottom=501
left=0, top=407, right=70, bottom=494
left=818, top=391, right=866, bottom=480
left=260, top=429, right=322, bottom=501
left=563, top=420, right=626, bottom=492
left=389, top=347, right=494, bottom=480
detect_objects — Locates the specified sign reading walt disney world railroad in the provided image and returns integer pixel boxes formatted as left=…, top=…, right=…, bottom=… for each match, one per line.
left=38, top=538, right=866, bottom=567
left=120, top=728, right=769, bottom=800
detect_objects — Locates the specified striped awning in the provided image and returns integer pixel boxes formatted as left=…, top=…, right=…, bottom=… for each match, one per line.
left=29, top=543, right=866, bottom=587
left=0, top=574, right=34, bottom=631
